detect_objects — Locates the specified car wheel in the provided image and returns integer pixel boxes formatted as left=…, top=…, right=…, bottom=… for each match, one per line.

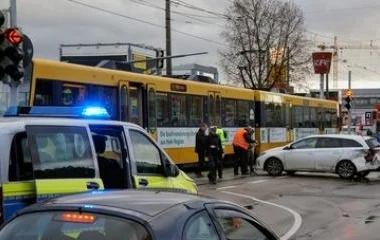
left=357, top=170, right=370, bottom=178
left=336, top=160, right=356, bottom=179
left=265, top=158, right=283, bottom=176
left=286, top=171, right=296, bottom=176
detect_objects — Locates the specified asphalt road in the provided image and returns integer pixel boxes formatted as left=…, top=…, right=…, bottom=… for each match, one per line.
left=193, top=168, right=380, bottom=240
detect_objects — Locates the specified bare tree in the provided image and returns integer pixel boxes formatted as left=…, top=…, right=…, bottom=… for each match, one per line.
left=220, top=0, right=312, bottom=90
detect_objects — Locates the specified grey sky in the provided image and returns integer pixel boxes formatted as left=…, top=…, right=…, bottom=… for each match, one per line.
left=1, top=0, right=380, bottom=90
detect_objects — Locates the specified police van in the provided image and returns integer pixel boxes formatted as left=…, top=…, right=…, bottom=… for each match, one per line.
left=0, top=106, right=197, bottom=224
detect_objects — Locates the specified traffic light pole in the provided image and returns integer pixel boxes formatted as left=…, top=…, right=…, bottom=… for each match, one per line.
left=347, top=70, right=352, bottom=134
left=8, top=0, right=19, bottom=106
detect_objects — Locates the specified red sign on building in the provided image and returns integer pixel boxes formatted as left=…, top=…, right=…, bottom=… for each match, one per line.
left=312, top=52, right=333, bottom=74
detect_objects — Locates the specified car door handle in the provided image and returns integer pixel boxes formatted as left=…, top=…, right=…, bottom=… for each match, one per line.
left=87, top=181, right=100, bottom=190
left=139, top=178, right=149, bottom=186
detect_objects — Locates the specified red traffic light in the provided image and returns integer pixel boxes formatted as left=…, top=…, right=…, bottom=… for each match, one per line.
left=4, top=28, right=23, bottom=46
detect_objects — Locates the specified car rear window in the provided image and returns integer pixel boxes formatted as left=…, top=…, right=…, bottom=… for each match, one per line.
left=365, top=138, right=380, bottom=148
left=0, top=211, right=151, bottom=240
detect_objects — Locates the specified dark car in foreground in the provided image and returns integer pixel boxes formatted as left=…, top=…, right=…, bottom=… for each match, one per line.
left=0, top=190, right=278, bottom=240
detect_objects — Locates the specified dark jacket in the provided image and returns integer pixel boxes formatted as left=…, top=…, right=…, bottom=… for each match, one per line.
left=195, top=128, right=207, bottom=154
left=206, top=133, right=223, bottom=156
left=244, top=131, right=256, bottom=145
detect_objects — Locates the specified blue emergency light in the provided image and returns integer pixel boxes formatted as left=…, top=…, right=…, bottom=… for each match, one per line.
left=3, top=106, right=110, bottom=119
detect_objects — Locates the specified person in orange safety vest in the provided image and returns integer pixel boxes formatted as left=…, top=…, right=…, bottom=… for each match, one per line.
left=232, top=126, right=256, bottom=176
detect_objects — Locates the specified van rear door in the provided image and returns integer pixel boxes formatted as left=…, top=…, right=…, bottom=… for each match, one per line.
left=25, top=125, right=104, bottom=202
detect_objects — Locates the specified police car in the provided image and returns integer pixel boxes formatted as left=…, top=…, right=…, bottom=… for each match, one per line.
left=0, top=106, right=197, bottom=224
left=0, top=190, right=279, bottom=240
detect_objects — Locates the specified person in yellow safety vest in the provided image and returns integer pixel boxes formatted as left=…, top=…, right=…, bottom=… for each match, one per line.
left=215, top=126, right=227, bottom=179
left=232, top=126, right=256, bottom=176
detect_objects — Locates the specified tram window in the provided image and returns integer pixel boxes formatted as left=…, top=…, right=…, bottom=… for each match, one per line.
left=222, top=99, right=236, bottom=127
left=215, top=96, right=221, bottom=127
left=304, top=107, right=311, bottom=127
left=170, top=94, right=187, bottom=127
left=188, top=95, right=203, bottom=127
left=236, top=100, right=249, bottom=127
left=317, top=108, right=324, bottom=129
left=331, top=111, right=337, bottom=127
left=324, top=110, right=332, bottom=128
left=87, top=85, right=118, bottom=120
left=148, top=88, right=157, bottom=129
left=157, top=93, right=169, bottom=127
left=34, top=79, right=53, bottom=105
left=285, top=103, right=291, bottom=127
left=293, top=106, right=303, bottom=128
left=310, top=108, right=318, bottom=128
left=209, top=95, right=215, bottom=125
left=273, top=103, right=283, bottom=127
left=264, top=102, right=274, bottom=127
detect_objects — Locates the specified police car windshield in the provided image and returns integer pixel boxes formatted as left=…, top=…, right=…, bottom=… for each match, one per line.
left=0, top=211, right=151, bottom=240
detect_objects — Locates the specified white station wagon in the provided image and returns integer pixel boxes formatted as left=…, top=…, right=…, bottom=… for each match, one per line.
left=256, top=134, right=380, bottom=179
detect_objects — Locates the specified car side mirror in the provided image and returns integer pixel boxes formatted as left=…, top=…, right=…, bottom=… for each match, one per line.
left=164, top=158, right=179, bottom=177
left=283, top=145, right=292, bottom=150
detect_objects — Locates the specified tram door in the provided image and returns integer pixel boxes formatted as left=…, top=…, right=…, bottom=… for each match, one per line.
left=208, top=92, right=221, bottom=127
left=118, top=81, right=144, bottom=127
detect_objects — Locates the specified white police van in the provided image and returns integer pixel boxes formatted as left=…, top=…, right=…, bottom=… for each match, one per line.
left=0, top=106, right=197, bottom=224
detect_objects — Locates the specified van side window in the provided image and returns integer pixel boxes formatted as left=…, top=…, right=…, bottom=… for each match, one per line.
left=129, top=130, right=163, bottom=174
left=26, top=126, right=95, bottom=179
left=89, top=125, right=129, bottom=189
left=9, top=132, right=33, bottom=182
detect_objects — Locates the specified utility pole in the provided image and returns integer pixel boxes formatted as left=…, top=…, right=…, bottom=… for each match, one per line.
left=165, top=0, right=172, bottom=75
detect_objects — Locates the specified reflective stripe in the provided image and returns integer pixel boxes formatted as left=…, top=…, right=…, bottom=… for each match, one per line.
left=232, top=129, right=249, bottom=150
left=216, top=128, right=226, bottom=149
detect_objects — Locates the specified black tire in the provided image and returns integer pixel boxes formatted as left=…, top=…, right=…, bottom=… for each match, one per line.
left=357, top=170, right=370, bottom=178
left=265, top=158, right=283, bottom=176
left=336, top=160, right=356, bottom=179
left=286, top=171, right=296, bottom=176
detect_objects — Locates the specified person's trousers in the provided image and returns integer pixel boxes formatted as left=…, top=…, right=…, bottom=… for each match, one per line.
left=233, top=146, right=248, bottom=175
left=196, top=153, right=205, bottom=175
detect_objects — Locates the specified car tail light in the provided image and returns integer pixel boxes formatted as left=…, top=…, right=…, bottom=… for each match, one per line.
left=0, top=187, right=4, bottom=225
left=58, top=212, right=96, bottom=223
left=365, top=149, right=376, bottom=162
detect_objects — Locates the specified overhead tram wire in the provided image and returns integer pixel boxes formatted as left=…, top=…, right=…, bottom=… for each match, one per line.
left=67, top=0, right=227, bottom=46
left=172, top=0, right=228, bottom=19
left=128, top=0, right=225, bottom=27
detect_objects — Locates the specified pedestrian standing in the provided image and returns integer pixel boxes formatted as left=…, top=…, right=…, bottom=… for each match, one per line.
left=232, top=126, right=255, bottom=176
left=215, top=126, right=226, bottom=179
left=195, top=122, right=207, bottom=178
left=206, top=126, right=223, bottom=184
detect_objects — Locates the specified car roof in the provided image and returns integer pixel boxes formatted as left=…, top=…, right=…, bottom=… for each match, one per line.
left=22, top=190, right=218, bottom=220
left=306, top=134, right=372, bottom=141
left=0, top=116, right=143, bottom=130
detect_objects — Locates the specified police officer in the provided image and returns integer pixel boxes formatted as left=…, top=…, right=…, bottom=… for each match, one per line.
left=195, top=122, right=208, bottom=178
left=206, top=126, right=223, bottom=184
left=215, top=126, right=227, bottom=179
left=232, top=126, right=255, bottom=176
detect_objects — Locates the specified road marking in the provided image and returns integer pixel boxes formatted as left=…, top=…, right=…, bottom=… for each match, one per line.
left=248, top=179, right=268, bottom=184
left=217, top=180, right=268, bottom=190
left=221, top=190, right=302, bottom=240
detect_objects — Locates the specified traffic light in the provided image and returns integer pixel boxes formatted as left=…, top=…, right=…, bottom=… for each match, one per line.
left=155, top=49, right=164, bottom=69
left=344, top=89, right=352, bottom=111
left=3, top=28, right=24, bottom=81
left=0, top=10, right=26, bottom=83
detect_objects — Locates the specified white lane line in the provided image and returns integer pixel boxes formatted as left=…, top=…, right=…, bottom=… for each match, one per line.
left=248, top=179, right=268, bottom=184
left=216, top=185, right=237, bottom=190
left=217, top=180, right=269, bottom=190
left=221, top=190, right=302, bottom=240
